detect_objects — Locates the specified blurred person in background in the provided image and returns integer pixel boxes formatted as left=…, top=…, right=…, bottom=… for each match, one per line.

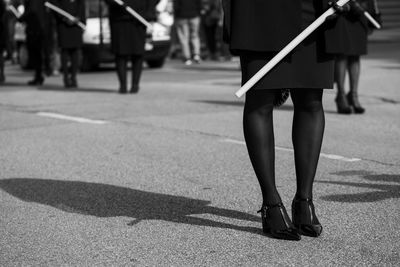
left=18, top=0, right=47, bottom=85
left=0, top=0, right=6, bottom=83
left=44, top=5, right=60, bottom=77
left=105, top=0, right=158, bottom=94
left=51, top=0, right=85, bottom=88
left=3, top=0, right=20, bottom=64
left=326, top=0, right=380, bottom=114
left=173, top=0, right=202, bottom=65
left=201, top=0, right=221, bottom=61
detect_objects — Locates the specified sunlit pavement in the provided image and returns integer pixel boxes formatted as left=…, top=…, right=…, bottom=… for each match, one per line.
left=0, top=29, right=399, bottom=266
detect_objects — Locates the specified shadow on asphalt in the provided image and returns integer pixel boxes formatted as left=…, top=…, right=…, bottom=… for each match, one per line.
left=194, top=100, right=339, bottom=114
left=38, top=84, right=117, bottom=94
left=0, top=178, right=262, bottom=235
left=318, top=171, right=400, bottom=203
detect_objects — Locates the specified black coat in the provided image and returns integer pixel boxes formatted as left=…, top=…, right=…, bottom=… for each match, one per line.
left=174, top=0, right=202, bottom=19
left=51, top=0, right=86, bottom=49
left=19, top=0, right=47, bottom=41
left=324, top=0, right=373, bottom=55
left=222, top=0, right=337, bottom=53
left=105, top=0, right=157, bottom=55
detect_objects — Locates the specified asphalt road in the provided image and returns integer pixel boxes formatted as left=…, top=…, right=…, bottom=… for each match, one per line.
left=0, top=40, right=399, bottom=266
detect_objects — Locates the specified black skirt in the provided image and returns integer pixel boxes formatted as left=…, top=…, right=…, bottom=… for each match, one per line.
left=240, top=0, right=334, bottom=90
left=325, top=15, right=368, bottom=56
left=110, top=20, right=146, bottom=56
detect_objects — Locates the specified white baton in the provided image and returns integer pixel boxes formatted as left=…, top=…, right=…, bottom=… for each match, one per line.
left=44, top=2, right=86, bottom=31
left=8, top=5, right=21, bottom=18
left=113, top=0, right=153, bottom=30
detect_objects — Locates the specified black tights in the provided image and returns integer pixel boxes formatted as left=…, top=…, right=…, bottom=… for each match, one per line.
left=243, top=89, right=325, bottom=206
left=335, top=55, right=361, bottom=95
left=115, top=55, right=144, bottom=91
left=0, top=50, right=4, bottom=81
left=61, top=48, right=79, bottom=82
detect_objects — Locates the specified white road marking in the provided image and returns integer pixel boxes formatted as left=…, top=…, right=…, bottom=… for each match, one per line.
left=222, top=138, right=362, bottom=162
left=37, top=112, right=108, bottom=125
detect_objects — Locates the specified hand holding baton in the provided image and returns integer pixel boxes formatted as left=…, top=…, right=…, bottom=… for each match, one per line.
left=8, top=5, right=21, bottom=18
left=112, top=0, right=153, bottom=31
left=349, top=0, right=381, bottom=29
left=235, top=0, right=351, bottom=98
left=44, top=1, right=86, bottom=31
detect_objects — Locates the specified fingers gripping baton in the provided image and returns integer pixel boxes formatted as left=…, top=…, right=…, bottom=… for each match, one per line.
left=113, top=0, right=153, bottom=30
left=44, top=2, right=86, bottom=30
left=235, top=0, right=351, bottom=98
left=8, top=5, right=21, bottom=18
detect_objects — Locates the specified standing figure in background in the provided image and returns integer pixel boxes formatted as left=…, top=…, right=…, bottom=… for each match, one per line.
left=201, top=0, right=222, bottom=60
left=201, top=0, right=221, bottom=61
left=4, top=0, right=19, bottom=64
left=52, top=0, right=85, bottom=88
left=18, top=0, right=46, bottom=85
left=0, top=0, right=6, bottom=83
left=327, top=0, right=376, bottom=114
left=105, top=0, right=157, bottom=94
left=44, top=5, right=60, bottom=77
left=173, top=0, right=202, bottom=65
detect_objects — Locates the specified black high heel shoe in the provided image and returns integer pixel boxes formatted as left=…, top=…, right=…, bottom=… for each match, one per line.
left=258, top=203, right=301, bottom=241
left=27, top=77, right=44, bottom=86
left=335, top=93, right=352, bottom=114
left=292, top=198, right=323, bottom=237
left=347, top=93, right=365, bottom=114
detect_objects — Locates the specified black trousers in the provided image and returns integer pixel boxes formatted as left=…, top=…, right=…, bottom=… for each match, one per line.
left=61, top=48, right=79, bottom=83
left=27, top=37, right=44, bottom=80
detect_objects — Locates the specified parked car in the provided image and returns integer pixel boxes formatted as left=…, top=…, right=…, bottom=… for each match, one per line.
left=15, top=0, right=173, bottom=71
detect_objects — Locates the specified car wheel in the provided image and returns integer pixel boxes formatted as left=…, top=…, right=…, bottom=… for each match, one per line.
left=146, top=58, right=166, bottom=69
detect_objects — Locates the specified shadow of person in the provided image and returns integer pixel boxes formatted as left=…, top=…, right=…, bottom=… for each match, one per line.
left=317, top=171, right=400, bottom=203
left=38, top=84, right=116, bottom=94
left=0, top=178, right=261, bottom=235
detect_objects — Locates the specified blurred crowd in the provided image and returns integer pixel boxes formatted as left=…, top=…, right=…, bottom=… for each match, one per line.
left=0, top=0, right=230, bottom=78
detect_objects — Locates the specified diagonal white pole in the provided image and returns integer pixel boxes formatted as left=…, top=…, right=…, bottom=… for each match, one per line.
left=44, top=2, right=86, bottom=30
left=8, top=5, right=21, bottom=18
left=113, top=0, right=153, bottom=29
left=363, top=11, right=381, bottom=29
left=235, top=0, right=351, bottom=98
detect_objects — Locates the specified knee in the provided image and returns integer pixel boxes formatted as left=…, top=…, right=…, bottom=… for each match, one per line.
left=294, top=100, right=323, bottom=113
left=244, top=101, right=274, bottom=117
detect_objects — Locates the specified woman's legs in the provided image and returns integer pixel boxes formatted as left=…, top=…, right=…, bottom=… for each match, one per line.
left=334, top=56, right=352, bottom=114
left=130, top=54, right=144, bottom=93
left=0, top=49, right=4, bottom=82
left=115, top=55, right=128, bottom=93
left=244, top=89, right=301, bottom=240
left=70, top=48, right=79, bottom=87
left=347, top=55, right=365, bottom=113
left=243, top=89, right=281, bottom=206
left=61, top=48, right=70, bottom=87
left=291, top=89, right=325, bottom=200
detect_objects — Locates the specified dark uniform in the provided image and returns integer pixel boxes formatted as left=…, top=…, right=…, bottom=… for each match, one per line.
left=105, top=0, right=157, bottom=94
left=0, top=1, right=6, bottom=82
left=222, top=0, right=338, bottom=240
left=325, top=0, right=375, bottom=114
left=19, top=0, right=47, bottom=85
left=224, top=0, right=336, bottom=90
left=51, top=0, right=86, bottom=88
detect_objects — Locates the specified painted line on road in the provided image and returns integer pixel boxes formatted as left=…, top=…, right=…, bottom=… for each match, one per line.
left=37, top=112, right=108, bottom=125
left=222, top=138, right=362, bottom=163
